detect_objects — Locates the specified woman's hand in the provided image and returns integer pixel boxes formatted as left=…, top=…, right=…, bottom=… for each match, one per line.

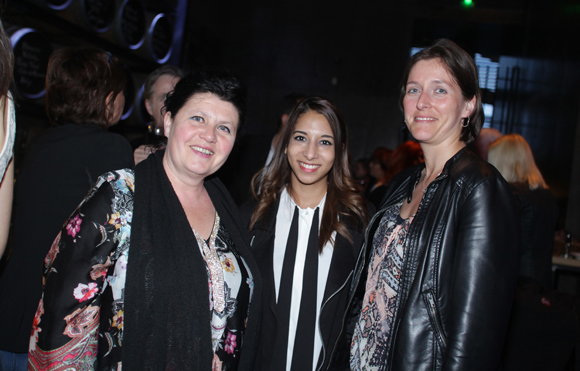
left=134, top=144, right=157, bottom=165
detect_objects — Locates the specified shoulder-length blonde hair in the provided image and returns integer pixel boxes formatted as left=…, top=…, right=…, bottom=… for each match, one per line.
left=488, top=133, right=548, bottom=190
left=249, top=96, right=368, bottom=251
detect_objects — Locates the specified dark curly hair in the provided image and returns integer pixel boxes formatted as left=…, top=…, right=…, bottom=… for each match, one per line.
left=164, top=69, right=247, bottom=127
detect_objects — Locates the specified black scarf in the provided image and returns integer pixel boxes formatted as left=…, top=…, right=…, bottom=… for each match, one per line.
left=123, top=150, right=261, bottom=370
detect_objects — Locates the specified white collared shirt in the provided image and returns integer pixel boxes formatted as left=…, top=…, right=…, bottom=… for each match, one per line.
left=273, top=188, right=335, bottom=371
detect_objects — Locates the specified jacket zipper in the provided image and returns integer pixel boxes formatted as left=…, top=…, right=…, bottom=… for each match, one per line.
left=324, top=208, right=388, bottom=370
left=385, top=172, right=447, bottom=369
left=316, top=271, right=354, bottom=371
left=426, top=292, right=447, bottom=348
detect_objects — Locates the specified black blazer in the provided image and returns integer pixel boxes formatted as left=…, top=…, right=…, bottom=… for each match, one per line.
left=240, top=198, right=366, bottom=371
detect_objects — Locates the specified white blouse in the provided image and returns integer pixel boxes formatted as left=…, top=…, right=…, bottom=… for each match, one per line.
left=273, top=188, right=335, bottom=371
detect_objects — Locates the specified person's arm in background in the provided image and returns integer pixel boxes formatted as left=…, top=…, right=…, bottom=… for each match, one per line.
left=0, top=157, right=13, bottom=257
left=0, top=95, right=15, bottom=258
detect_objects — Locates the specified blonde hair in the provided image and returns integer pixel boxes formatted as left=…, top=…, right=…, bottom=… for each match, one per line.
left=488, top=134, right=548, bottom=190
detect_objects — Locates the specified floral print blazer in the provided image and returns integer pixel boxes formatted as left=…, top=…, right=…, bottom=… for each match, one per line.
left=29, top=170, right=134, bottom=370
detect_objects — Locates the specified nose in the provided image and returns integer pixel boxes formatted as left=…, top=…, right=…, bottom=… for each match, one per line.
left=304, top=141, right=318, bottom=160
left=200, top=125, right=216, bottom=143
left=416, top=92, right=430, bottom=110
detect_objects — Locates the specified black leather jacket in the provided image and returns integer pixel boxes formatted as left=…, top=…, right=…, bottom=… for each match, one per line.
left=329, top=147, right=520, bottom=371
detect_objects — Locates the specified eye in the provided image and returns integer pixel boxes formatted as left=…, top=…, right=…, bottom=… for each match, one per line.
left=320, top=139, right=333, bottom=146
left=435, top=88, right=447, bottom=94
left=191, top=116, right=204, bottom=123
left=293, top=135, right=306, bottom=142
left=218, top=125, right=231, bottom=134
left=407, top=87, right=419, bottom=94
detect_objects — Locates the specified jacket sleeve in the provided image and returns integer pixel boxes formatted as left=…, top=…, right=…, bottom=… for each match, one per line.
left=28, top=173, right=130, bottom=370
left=442, top=175, right=520, bottom=371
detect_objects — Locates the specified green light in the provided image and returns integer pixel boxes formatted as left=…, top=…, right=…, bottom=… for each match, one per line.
left=463, top=0, right=474, bottom=7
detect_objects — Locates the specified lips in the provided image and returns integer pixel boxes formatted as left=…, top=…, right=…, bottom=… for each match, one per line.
left=414, top=116, right=437, bottom=122
left=191, top=145, right=214, bottom=155
left=299, top=161, right=320, bottom=172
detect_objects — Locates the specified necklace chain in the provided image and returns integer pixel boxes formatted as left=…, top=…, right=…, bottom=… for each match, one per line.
left=192, top=211, right=225, bottom=313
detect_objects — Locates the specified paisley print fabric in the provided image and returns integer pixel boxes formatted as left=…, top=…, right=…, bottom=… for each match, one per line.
left=350, top=202, right=414, bottom=371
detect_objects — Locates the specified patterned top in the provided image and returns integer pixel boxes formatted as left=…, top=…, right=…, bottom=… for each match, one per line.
left=350, top=202, right=414, bottom=371
left=28, top=169, right=253, bottom=371
left=0, top=94, right=15, bottom=180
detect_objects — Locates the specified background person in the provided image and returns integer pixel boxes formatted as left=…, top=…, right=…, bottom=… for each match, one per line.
left=242, top=96, right=370, bottom=371
left=133, top=65, right=183, bottom=164
left=28, top=69, right=261, bottom=371
left=342, top=39, right=519, bottom=371
left=473, top=127, right=502, bottom=161
left=488, top=133, right=558, bottom=289
left=264, top=92, right=306, bottom=167
left=0, top=16, right=14, bottom=260
left=365, top=147, right=392, bottom=207
left=0, top=47, right=134, bottom=370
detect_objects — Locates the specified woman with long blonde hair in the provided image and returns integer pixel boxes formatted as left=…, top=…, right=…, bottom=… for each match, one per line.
left=488, top=133, right=558, bottom=288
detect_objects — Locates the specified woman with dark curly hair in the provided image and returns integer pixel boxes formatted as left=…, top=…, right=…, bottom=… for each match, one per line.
left=28, top=69, right=261, bottom=370
left=241, top=96, right=370, bottom=371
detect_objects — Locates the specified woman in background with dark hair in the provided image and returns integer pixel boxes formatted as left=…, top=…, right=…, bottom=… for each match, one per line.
left=28, top=69, right=261, bottom=370
left=336, top=39, right=519, bottom=371
left=242, top=96, right=369, bottom=371
left=0, top=47, right=134, bottom=370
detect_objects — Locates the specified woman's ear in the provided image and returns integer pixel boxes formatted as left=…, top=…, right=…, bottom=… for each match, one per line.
left=464, top=95, right=477, bottom=117
left=163, top=111, right=173, bottom=136
left=284, top=147, right=287, bottom=155
left=145, top=99, right=153, bottom=116
left=105, top=91, right=114, bottom=121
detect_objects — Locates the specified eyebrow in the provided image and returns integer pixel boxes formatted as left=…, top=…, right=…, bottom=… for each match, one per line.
left=293, top=130, right=334, bottom=139
left=407, top=79, right=450, bottom=86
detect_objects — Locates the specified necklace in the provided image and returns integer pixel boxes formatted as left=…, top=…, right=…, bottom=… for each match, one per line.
left=192, top=211, right=225, bottom=313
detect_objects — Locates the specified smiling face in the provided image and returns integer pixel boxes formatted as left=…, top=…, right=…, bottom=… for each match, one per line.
left=146, top=74, right=181, bottom=133
left=286, top=110, right=335, bottom=193
left=403, top=58, right=475, bottom=148
left=163, top=92, right=239, bottom=183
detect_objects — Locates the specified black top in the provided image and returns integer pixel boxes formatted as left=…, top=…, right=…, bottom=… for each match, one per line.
left=511, top=182, right=559, bottom=289
left=0, top=123, right=134, bottom=353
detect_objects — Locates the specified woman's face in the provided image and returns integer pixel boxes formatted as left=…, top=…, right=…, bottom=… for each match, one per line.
left=403, top=58, right=475, bottom=147
left=146, top=74, right=181, bottom=133
left=163, top=92, right=239, bottom=182
left=286, top=110, right=335, bottom=191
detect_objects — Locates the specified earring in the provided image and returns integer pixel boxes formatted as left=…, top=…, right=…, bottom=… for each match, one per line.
left=462, top=117, right=470, bottom=128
